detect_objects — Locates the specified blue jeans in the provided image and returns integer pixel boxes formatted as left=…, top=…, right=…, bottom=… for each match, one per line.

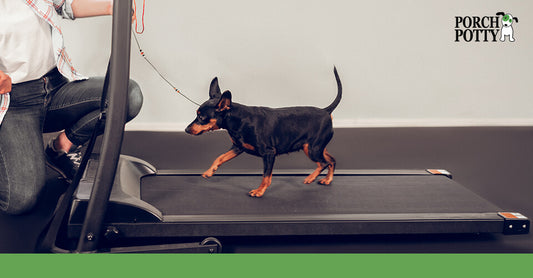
left=0, top=68, right=143, bottom=215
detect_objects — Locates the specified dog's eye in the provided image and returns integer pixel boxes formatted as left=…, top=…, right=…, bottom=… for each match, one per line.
left=198, top=115, right=207, bottom=122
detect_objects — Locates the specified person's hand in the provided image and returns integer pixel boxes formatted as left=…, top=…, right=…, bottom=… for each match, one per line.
left=0, top=70, right=12, bottom=95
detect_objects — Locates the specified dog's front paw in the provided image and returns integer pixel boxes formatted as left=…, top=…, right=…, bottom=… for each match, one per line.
left=202, top=168, right=216, bottom=179
left=303, top=176, right=316, bottom=184
left=248, top=188, right=265, bottom=198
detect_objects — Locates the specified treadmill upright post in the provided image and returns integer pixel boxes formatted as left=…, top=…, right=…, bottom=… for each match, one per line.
left=76, top=0, right=132, bottom=253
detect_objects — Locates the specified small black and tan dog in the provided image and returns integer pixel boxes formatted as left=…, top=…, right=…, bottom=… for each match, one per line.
left=185, top=67, right=342, bottom=197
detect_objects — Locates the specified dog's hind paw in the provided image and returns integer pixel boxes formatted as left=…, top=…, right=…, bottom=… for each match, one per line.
left=248, top=188, right=265, bottom=198
left=318, top=177, right=333, bottom=185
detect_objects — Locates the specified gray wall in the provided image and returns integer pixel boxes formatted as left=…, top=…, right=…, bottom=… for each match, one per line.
left=61, top=0, right=532, bottom=130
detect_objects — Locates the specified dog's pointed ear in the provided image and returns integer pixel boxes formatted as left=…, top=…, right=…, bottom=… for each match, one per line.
left=216, top=90, right=232, bottom=112
left=209, top=77, right=222, bottom=99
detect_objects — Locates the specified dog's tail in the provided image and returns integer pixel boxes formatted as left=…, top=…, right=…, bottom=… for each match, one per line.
left=324, top=66, right=342, bottom=114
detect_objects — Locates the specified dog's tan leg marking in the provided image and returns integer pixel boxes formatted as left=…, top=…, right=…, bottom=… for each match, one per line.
left=303, top=144, right=335, bottom=184
left=249, top=175, right=272, bottom=197
left=304, top=163, right=324, bottom=184
left=302, top=144, right=323, bottom=184
left=202, top=149, right=241, bottom=178
left=318, top=148, right=335, bottom=185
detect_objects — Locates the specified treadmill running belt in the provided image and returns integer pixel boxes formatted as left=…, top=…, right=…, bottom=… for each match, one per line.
left=141, top=174, right=500, bottom=216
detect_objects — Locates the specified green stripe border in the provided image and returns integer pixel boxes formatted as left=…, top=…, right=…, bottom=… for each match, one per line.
left=1, top=254, right=531, bottom=277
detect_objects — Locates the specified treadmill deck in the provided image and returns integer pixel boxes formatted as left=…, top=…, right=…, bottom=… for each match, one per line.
left=142, top=173, right=499, bottom=216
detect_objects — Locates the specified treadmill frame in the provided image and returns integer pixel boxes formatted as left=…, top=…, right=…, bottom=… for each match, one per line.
left=68, top=155, right=529, bottom=242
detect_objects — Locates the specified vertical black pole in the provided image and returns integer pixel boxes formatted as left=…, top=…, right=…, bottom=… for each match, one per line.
left=76, top=0, right=132, bottom=253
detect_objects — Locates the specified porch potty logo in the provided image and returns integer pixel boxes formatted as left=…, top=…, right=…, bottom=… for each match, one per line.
left=455, top=12, right=519, bottom=42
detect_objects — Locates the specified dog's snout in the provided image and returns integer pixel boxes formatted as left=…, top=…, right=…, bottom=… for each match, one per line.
left=185, top=124, right=193, bottom=134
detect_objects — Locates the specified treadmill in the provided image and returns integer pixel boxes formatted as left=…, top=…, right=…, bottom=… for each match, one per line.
left=38, top=0, right=530, bottom=253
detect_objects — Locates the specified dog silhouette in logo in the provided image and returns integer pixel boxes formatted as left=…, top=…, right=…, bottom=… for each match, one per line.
left=497, top=12, right=518, bottom=42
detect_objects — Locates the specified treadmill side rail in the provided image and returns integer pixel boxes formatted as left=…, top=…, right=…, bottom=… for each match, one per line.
left=107, top=212, right=505, bottom=238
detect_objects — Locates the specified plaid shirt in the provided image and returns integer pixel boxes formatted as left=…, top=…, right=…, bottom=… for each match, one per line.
left=0, top=0, right=86, bottom=124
